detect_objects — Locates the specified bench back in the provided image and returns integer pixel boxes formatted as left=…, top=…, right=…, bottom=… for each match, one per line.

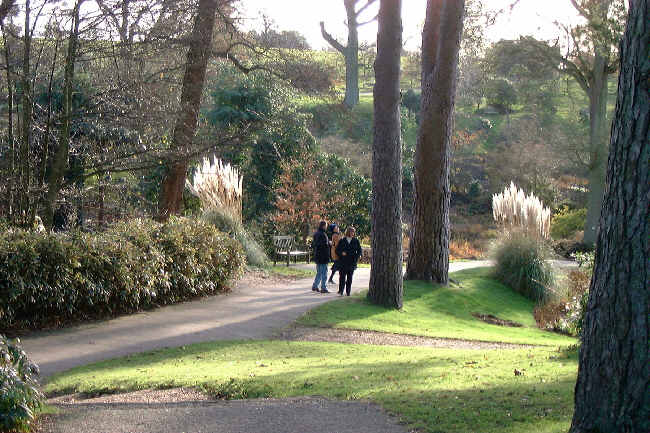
left=272, top=235, right=294, bottom=252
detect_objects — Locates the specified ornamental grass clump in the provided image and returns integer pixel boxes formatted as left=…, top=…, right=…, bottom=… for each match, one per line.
left=492, top=182, right=551, bottom=240
left=492, top=183, right=554, bottom=303
left=186, top=156, right=243, bottom=222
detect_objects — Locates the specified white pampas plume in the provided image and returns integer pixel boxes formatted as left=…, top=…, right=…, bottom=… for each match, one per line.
left=492, top=182, right=550, bottom=239
left=186, top=156, right=243, bottom=222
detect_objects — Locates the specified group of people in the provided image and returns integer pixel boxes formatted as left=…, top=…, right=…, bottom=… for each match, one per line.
left=311, top=220, right=362, bottom=296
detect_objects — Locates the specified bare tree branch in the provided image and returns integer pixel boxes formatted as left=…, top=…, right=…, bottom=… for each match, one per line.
left=319, top=21, right=346, bottom=53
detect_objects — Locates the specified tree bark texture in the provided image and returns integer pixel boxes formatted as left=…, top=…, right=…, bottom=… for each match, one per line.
left=45, top=0, right=82, bottom=229
left=570, top=1, right=649, bottom=431
left=158, top=0, right=218, bottom=219
left=367, top=0, right=402, bottom=309
left=405, top=0, right=464, bottom=284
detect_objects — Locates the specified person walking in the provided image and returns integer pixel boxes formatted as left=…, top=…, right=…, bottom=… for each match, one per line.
left=311, top=220, right=330, bottom=293
left=328, top=224, right=341, bottom=284
left=335, top=226, right=362, bottom=296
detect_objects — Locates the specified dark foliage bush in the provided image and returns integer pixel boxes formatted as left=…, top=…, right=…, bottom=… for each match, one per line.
left=492, top=232, right=554, bottom=303
left=0, top=218, right=245, bottom=331
left=1, top=335, right=43, bottom=432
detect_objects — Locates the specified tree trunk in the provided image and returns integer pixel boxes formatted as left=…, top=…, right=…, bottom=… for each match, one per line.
left=157, top=0, right=218, bottom=220
left=405, top=0, right=464, bottom=284
left=19, top=0, right=31, bottom=226
left=583, top=52, right=610, bottom=246
left=570, top=1, right=649, bottom=431
left=367, top=0, right=403, bottom=309
left=45, top=0, right=82, bottom=229
left=2, top=21, right=14, bottom=220
left=343, top=0, right=360, bottom=107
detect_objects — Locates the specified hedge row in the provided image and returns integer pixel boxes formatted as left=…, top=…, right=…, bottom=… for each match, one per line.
left=0, top=217, right=245, bottom=331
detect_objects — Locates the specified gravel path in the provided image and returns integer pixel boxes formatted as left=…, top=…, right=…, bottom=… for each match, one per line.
left=39, top=397, right=411, bottom=433
left=276, top=325, right=535, bottom=349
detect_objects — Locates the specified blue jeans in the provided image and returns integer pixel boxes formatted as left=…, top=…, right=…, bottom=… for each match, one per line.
left=313, top=263, right=328, bottom=290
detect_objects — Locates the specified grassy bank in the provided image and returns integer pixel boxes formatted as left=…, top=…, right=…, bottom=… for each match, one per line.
left=297, top=268, right=576, bottom=347
left=44, top=341, right=577, bottom=433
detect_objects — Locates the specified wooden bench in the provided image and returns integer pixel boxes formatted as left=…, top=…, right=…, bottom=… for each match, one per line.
left=272, top=235, right=310, bottom=266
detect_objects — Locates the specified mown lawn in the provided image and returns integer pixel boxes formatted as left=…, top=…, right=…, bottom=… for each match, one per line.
left=44, top=341, right=578, bottom=433
left=297, top=267, right=577, bottom=347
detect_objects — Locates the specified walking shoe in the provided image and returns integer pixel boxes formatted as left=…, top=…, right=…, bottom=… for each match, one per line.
left=312, top=287, right=319, bottom=292
left=320, top=289, right=330, bottom=293
left=338, top=291, right=343, bottom=296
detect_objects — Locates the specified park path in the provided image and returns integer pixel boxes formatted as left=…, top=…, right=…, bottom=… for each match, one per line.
left=23, top=261, right=492, bottom=379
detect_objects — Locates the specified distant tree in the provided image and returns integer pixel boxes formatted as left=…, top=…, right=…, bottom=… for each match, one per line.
left=406, top=0, right=465, bottom=284
left=320, top=0, right=377, bottom=107
left=253, top=28, right=311, bottom=50
left=368, top=0, right=402, bottom=309
left=511, top=0, right=627, bottom=245
left=570, top=1, right=649, bottom=430
left=485, top=78, right=517, bottom=114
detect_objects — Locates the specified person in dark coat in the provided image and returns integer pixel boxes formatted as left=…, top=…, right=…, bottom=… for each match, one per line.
left=335, top=226, right=362, bottom=296
left=311, top=220, right=330, bottom=293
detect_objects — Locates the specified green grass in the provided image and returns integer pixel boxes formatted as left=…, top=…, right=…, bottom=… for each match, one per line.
left=44, top=340, right=578, bottom=433
left=297, top=268, right=576, bottom=347
left=270, top=265, right=314, bottom=279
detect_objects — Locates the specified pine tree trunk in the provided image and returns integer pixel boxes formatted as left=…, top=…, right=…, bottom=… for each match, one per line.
left=158, top=0, right=218, bottom=219
left=570, top=1, right=649, bottom=431
left=367, top=0, right=403, bottom=309
left=405, top=0, right=464, bottom=284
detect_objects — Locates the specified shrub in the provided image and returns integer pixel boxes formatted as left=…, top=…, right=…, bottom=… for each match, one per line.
left=492, top=231, right=554, bottom=303
left=201, top=209, right=269, bottom=268
left=551, top=207, right=587, bottom=239
left=0, top=218, right=245, bottom=331
left=1, top=336, right=43, bottom=433
left=535, top=251, right=593, bottom=336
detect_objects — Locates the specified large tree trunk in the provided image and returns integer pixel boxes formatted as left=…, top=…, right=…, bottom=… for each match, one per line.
left=367, top=0, right=402, bottom=309
left=343, top=0, right=360, bottom=107
left=583, top=52, right=610, bottom=246
left=570, top=1, right=649, bottom=431
left=157, top=0, right=218, bottom=219
left=405, top=0, right=464, bottom=284
left=44, top=0, right=82, bottom=229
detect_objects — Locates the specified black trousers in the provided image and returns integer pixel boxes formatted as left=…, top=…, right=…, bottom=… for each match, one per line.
left=338, top=268, right=354, bottom=295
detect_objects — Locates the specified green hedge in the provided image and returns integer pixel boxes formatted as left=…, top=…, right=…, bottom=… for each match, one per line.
left=1, top=335, right=43, bottom=433
left=0, top=217, right=245, bottom=331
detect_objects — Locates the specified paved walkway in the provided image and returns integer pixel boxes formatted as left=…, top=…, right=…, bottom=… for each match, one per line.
left=23, top=261, right=492, bottom=379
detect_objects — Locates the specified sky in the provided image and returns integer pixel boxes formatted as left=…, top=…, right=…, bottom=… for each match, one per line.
left=239, top=0, right=581, bottom=51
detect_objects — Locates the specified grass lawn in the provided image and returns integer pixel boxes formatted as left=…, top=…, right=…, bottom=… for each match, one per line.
left=44, top=341, right=578, bottom=433
left=269, top=265, right=314, bottom=279
left=297, top=268, right=577, bottom=347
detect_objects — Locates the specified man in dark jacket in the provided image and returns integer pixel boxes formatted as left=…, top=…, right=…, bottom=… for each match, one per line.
left=311, top=220, right=330, bottom=293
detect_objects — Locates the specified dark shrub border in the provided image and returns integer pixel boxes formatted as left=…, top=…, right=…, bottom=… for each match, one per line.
left=0, top=217, right=245, bottom=332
